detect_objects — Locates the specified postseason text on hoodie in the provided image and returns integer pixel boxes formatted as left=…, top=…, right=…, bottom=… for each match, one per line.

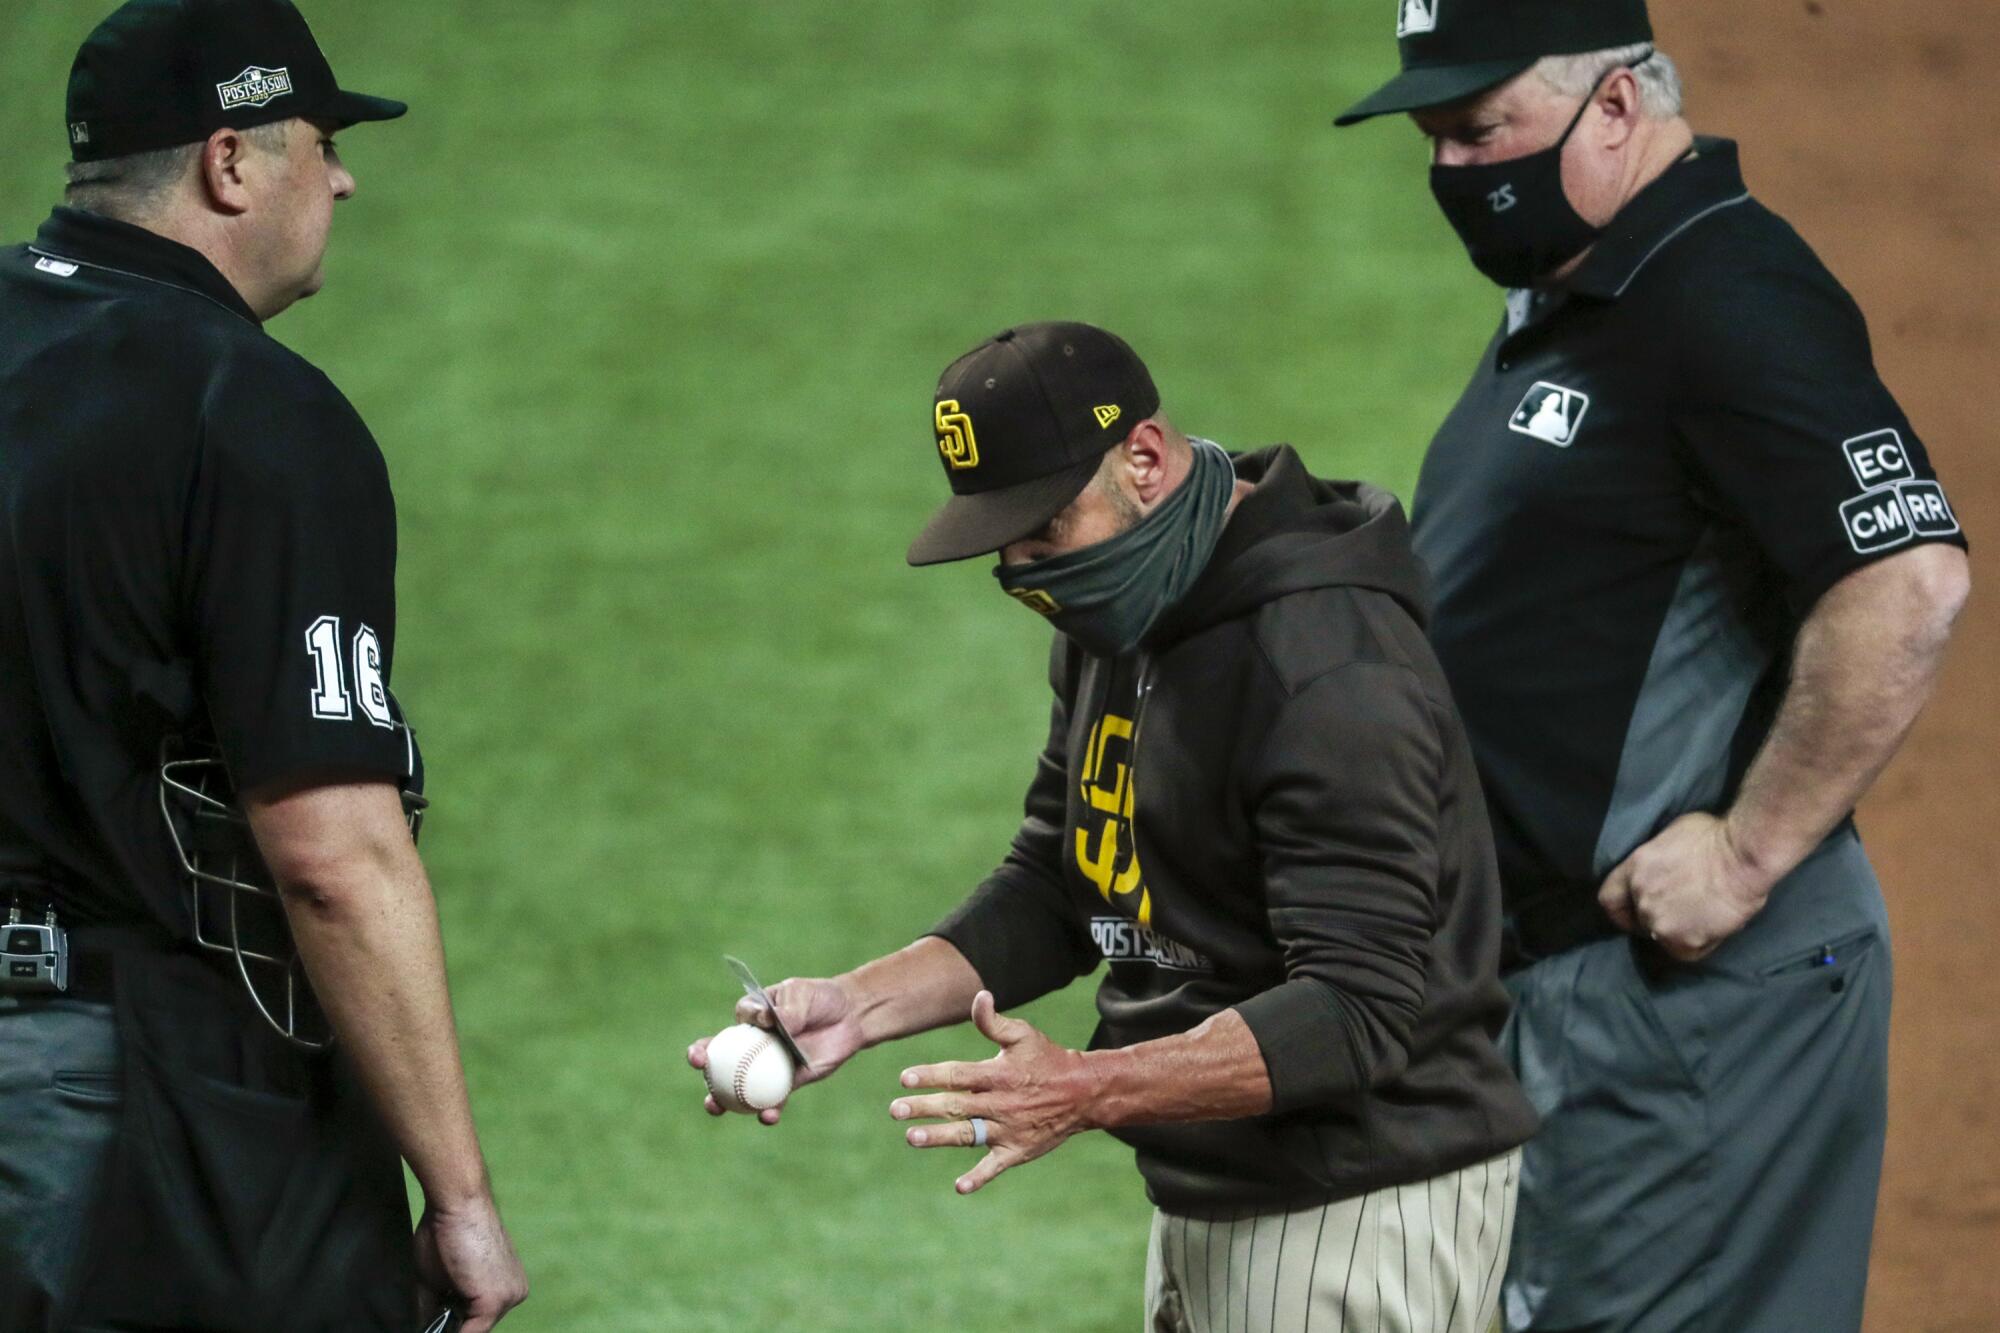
left=933, top=445, right=1538, bottom=1215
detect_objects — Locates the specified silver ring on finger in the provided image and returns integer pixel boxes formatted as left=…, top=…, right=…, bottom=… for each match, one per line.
left=969, top=1116, right=988, bottom=1148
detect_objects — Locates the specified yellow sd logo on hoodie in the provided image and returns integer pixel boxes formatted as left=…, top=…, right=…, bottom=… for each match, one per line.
left=1076, top=711, right=1151, bottom=926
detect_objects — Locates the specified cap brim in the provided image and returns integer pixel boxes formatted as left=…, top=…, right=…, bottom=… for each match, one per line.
left=906, top=456, right=1103, bottom=567
left=325, top=89, right=408, bottom=126
left=1333, top=58, right=1535, bottom=126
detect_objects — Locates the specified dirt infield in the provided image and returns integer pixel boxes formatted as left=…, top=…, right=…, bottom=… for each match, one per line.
left=1658, top=2, right=2000, bottom=1327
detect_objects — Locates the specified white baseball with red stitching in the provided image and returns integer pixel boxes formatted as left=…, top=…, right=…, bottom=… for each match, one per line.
left=703, top=1022, right=796, bottom=1113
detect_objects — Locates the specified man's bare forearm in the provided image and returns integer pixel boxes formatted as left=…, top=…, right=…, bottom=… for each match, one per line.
left=246, top=781, right=493, bottom=1209
left=843, top=936, right=985, bottom=1049
left=1727, top=544, right=1970, bottom=884
left=1080, top=1008, right=1273, bottom=1130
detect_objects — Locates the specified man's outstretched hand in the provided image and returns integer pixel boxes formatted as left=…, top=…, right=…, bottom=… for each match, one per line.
left=892, top=991, right=1097, bottom=1196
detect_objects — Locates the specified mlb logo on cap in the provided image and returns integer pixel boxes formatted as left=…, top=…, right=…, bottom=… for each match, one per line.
left=1508, top=382, right=1589, bottom=447
left=1398, top=0, right=1441, bottom=37
left=1336, top=0, right=1652, bottom=126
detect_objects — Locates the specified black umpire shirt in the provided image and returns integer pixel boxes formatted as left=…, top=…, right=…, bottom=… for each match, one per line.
left=0, top=207, right=419, bottom=931
left=1410, top=139, right=1966, bottom=961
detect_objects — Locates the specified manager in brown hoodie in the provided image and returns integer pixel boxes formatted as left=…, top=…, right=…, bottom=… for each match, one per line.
left=691, top=322, right=1536, bottom=1332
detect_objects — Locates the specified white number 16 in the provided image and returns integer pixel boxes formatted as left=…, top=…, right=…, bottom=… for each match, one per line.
left=305, top=615, right=394, bottom=729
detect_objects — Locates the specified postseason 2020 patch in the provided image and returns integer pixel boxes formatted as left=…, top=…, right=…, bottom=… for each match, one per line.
left=1090, top=917, right=1214, bottom=973
left=216, top=66, right=294, bottom=111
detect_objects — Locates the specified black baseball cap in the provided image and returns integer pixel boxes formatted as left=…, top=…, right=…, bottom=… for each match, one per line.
left=66, top=0, right=406, bottom=162
left=907, top=322, right=1161, bottom=567
left=1334, top=0, right=1652, bottom=127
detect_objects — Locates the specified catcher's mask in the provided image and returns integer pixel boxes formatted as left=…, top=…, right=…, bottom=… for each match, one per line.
left=158, top=740, right=426, bottom=1051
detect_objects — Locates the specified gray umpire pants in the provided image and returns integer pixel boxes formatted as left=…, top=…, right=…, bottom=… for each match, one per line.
left=1499, top=828, right=1891, bottom=1332
left=1145, top=1150, right=1520, bottom=1332
left=0, top=997, right=122, bottom=1332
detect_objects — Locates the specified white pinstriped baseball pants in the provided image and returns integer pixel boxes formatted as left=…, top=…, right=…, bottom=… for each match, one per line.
left=1143, top=1150, right=1519, bottom=1333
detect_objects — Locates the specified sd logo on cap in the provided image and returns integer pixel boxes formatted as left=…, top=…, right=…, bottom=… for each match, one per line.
left=907, top=322, right=1160, bottom=567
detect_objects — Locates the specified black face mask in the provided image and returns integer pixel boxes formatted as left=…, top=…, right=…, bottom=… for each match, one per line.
left=1428, top=57, right=1643, bottom=289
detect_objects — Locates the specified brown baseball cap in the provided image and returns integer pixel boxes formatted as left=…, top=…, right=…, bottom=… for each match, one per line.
left=907, top=322, right=1160, bottom=567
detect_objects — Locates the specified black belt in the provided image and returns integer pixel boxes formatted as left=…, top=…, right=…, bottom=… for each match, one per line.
left=1502, top=890, right=1621, bottom=972
left=3, top=922, right=178, bottom=1006
left=57, top=934, right=123, bottom=1004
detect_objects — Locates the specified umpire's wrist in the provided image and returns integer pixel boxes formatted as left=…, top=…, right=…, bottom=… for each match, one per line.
left=422, top=1171, right=496, bottom=1217
left=1720, top=808, right=1810, bottom=894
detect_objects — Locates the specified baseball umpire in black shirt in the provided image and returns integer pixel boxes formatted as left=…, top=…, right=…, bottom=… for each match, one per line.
left=1337, top=0, right=1971, bottom=1328
left=0, top=1, right=526, bottom=1328
left=693, top=322, right=1538, bottom=1330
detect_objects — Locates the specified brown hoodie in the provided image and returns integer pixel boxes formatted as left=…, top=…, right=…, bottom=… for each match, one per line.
left=933, top=445, right=1537, bottom=1215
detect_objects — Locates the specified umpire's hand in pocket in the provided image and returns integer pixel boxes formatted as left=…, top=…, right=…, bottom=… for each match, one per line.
left=414, top=1194, right=528, bottom=1332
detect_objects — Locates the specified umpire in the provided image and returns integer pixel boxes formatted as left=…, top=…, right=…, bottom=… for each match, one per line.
left=1336, top=0, right=1972, bottom=1328
left=0, top=2, right=525, bottom=1329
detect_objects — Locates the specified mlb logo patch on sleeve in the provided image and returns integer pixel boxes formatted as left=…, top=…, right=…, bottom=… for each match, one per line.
left=1507, top=382, right=1589, bottom=448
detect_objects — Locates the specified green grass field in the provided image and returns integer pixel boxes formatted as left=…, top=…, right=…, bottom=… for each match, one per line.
left=2, top=4, right=1502, bottom=1327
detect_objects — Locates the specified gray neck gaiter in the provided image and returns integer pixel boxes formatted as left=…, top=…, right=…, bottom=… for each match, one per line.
left=993, top=439, right=1236, bottom=658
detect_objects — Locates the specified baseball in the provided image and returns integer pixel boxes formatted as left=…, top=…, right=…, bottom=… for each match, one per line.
left=703, top=1022, right=797, bottom=1113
